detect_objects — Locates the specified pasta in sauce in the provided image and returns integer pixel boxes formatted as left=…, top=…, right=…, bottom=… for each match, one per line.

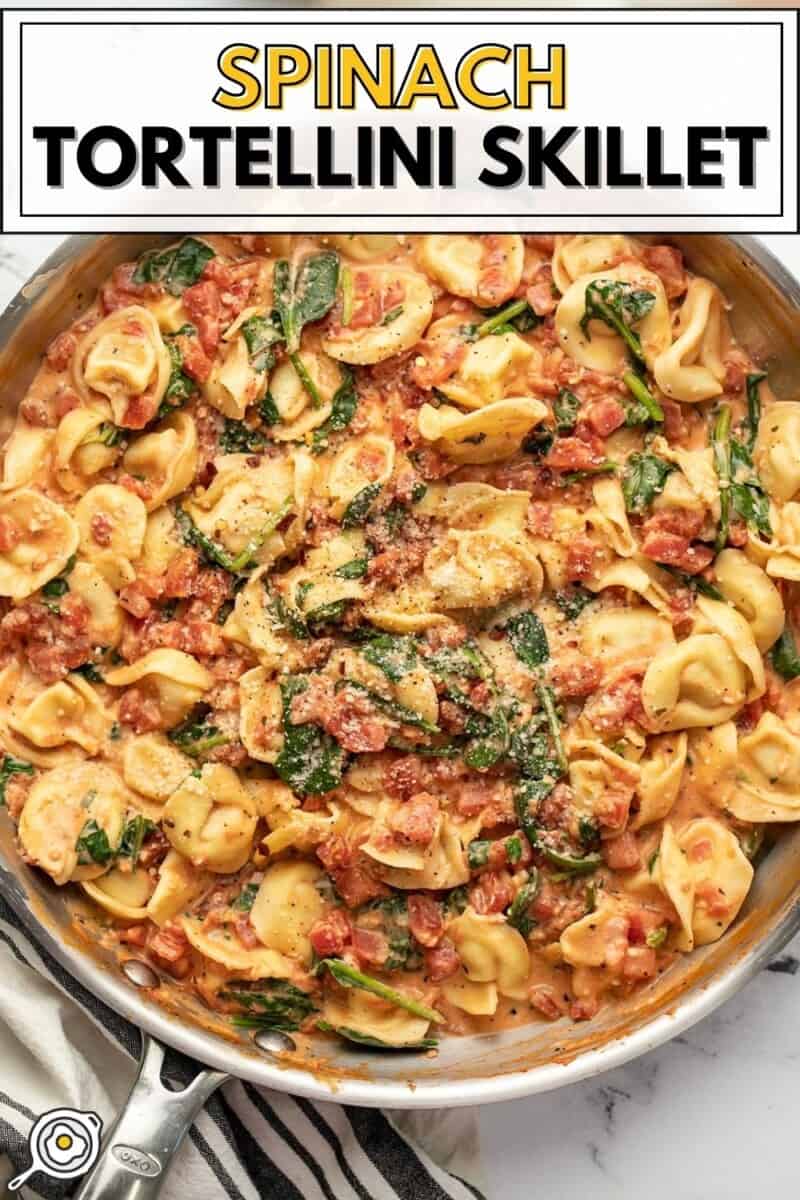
left=0, top=232, right=792, bottom=1050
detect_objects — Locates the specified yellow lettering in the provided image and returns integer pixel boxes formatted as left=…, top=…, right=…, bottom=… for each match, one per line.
left=266, top=45, right=312, bottom=109
left=515, top=44, right=566, bottom=109
left=212, top=44, right=261, bottom=110
left=316, top=45, right=332, bottom=108
left=456, top=45, right=511, bottom=110
left=339, top=45, right=394, bottom=108
left=396, top=46, right=457, bottom=109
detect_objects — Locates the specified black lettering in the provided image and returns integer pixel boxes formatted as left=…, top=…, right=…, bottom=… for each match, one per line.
left=479, top=125, right=523, bottom=187
left=141, top=127, right=188, bottom=187
left=646, top=127, right=682, bottom=187
left=235, top=127, right=272, bottom=186
left=607, top=127, right=641, bottom=187
left=77, top=126, right=136, bottom=187
left=529, top=126, right=580, bottom=188
left=275, top=127, right=312, bottom=186
left=438, top=127, right=455, bottom=187
left=688, top=127, right=723, bottom=187
left=189, top=126, right=232, bottom=187
left=317, top=127, right=353, bottom=186
left=584, top=125, right=600, bottom=188
left=356, top=126, right=373, bottom=186
left=378, top=127, right=433, bottom=187
left=32, top=126, right=76, bottom=186
left=725, top=126, right=768, bottom=187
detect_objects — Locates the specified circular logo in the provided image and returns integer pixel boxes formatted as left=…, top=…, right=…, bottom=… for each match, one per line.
left=7, top=1108, right=103, bottom=1191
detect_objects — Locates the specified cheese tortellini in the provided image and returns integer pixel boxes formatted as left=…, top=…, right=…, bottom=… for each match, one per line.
left=19, top=764, right=127, bottom=885
left=162, top=764, right=258, bottom=873
left=72, top=306, right=171, bottom=427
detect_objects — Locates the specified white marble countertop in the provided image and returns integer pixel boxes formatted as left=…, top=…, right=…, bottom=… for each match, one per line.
left=0, top=232, right=799, bottom=1200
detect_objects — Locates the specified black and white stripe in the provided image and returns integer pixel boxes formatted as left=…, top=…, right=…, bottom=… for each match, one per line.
left=0, top=901, right=484, bottom=1200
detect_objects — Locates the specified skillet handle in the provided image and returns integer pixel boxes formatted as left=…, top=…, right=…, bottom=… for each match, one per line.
left=73, top=1035, right=228, bottom=1200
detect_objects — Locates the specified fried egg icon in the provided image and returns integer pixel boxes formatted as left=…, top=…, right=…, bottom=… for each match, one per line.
left=42, top=1120, right=90, bottom=1169
left=7, top=1107, right=103, bottom=1191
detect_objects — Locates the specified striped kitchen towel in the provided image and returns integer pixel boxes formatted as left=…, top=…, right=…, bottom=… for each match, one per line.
left=0, top=897, right=485, bottom=1200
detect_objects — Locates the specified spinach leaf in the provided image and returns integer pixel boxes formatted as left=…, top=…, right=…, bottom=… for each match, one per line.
left=425, top=641, right=489, bottom=683
left=275, top=676, right=344, bottom=795
left=770, top=628, right=800, bottom=680
left=506, top=611, right=549, bottom=669
left=118, top=815, right=155, bottom=866
left=274, top=252, right=340, bottom=354
left=553, top=388, right=580, bottom=434
left=312, top=369, right=358, bottom=452
left=175, top=497, right=292, bottom=574
left=342, top=483, right=381, bottom=528
left=712, top=404, right=732, bottom=551
left=159, top=336, right=198, bottom=418
left=240, top=312, right=283, bottom=374
left=231, top=882, right=260, bottom=913
left=317, top=1022, right=438, bottom=1050
left=475, top=298, right=538, bottom=338
left=744, top=371, right=768, bottom=451
left=0, top=755, right=33, bottom=805
left=463, top=707, right=510, bottom=770
left=621, top=452, right=674, bottom=514
left=381, top=305, right=404, bottom=326
left=76, top=819, right=114, bottom=866
left=73, top=662, right=104, bottom=683
left=219, top=418, right=267, bottom=455
left=225, top=980, right=317, bottom=1032
left=729, top=437, right=772, bottom=539
left=509, top=718, right=556, bottom=779
left=259, top=392, right=281, bottom=426
left=553, top=587, right=594, bottom=620
left=467, top=839, right=491, bottom=869
left=506, top=870, right=540, bottom=937
left=580, top=280, right=655, bottom=368
left=167, top=716, right=229, bottom=757
left=514, top=782, right=601, bottom=875
left=358, top=895, right=420, bottom=971
left=443, top=885, right=469, bottom=917
left=333, top=557, right=370, bottom=580
left=340, top=679, right=439, bottom=734
left=317, top=959, right=443, bottom=1024
left=622, top=369, right=663, bottom=423
left=134, top=238, right=214, bottom=296
left=536, top=682, right=567, bottom=775
left=362, top=634, right=419, bottom=682
left=658, top=565, right=723, bottom=601
left=41, top=554, right=76, bottom=607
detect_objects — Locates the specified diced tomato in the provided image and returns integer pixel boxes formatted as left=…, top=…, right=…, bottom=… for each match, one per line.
left=642, top=507, right=705, bottom=540
left=407, top=894, right=444, bottom=947
left=661, top=398, right=687, bottom=443
left=602, top=831, right=641, bottom=871
left=389, top=792, right=439, bottom=846
left=45, top=330, right=79, bottom=372
left=469, top=870, right=514, bottom=915
left=529, top=985, right=568, bottom=1020
left=352, top=926, right=390, bottom=967
left=384, top=756, right=425, bottom=800
left=565, top=536, right=599, bottom=581
left=640, top=530, right=714, bottom=575
left=174, top=332, right=213, bottom=384
left=527, top=501, right=554, bottom=538
left=551, top=657, right=602, bottom=699
left=543, top=436, right=605, bottom=472
left=584, top=398, right=626, bottom=438
left=688, top=838, right=713, bottom=863
left=525, top=266, right=558, bottom=317
left=425, top=938, right=460, bottom=981
left=317, top=836, right=389, bottom=909
left=234, top=917, right=259, bottom=950
left=410, top=337, right=468, bottom=390
left=641, top=245, right=687, bottom=299
left=148, top=922, right=190, bottom=972
left=89, top=512, right=113, bottom=547
left=118, top=926, right=148, bottom=947
left=621, top=945, right=657, bottom=981
left=326, top=685, right=389, bottom=754
left=310, top=909, right=352, bottom=958
left=118, top=687, right=163, bottom=733
left=183, top=280, right=222, bottom=355
left=479, top=235, right=518, bottom=305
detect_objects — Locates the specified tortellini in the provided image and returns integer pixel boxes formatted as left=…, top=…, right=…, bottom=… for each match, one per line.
left=630, top=733, right=687, bottom=830
left=582, top=608, right=675, bottom=669
left=72, top=306, right=170, bottom=427
left=54, top=404, right=120, bottom=494
left=75, top=483, right=148, bottom=589
left=238, top=669, right=283, bottom=763
left=329, top=234, right=401, bottom=261
left=756, top=402, right=800, bottom=503
left=417, top=397, right=547, bottom=464
left=424, top=528, right=543, bottom=610
left=731, top=713, right=800, bottom=822
left=653, top=279, right=728, bottom=403
left=568, top=740, right=640, bottom=831
left=369, top=815, right=469, bottom=890
left=18, top=763, right=127, bottom=885
left=67, top=561, right=124, bottom=649
left=561, top=897, right=633, bottom=970
left=551, top=234, right=635, bottom=295
left=417, top=234, right=523, bottom=305
left=713, top=549, right=784, bottom=653
left=105, top=649, right=211, bottom=726
left=447, top=908, right=530, bottom=1000
left=1, top=424, right=54, bottom=491
left=437, top=330, right=535, bottom=410
left=268, top=351, right=345, bottom=441
left=656, top=820, right=753, bottom=951
left=162, top=764, right=258, bottom=873
left=204, top=330, right=266, bottom=419
left=322, top=987, right=433, bottom=1047
left=588, top=477, right=637, bottom=558
left=0, top=489, right=79, bottom=600
left=122, top=733, right=193, bottom=803
left=146, top=850, right=211, bottom=927
left=180, top=915, right=294, bottom=980
left=249, top=860, right=324, bottom=965
left=323, top=268, right=433, bottom=364
left=6, top=673, right=110, bottom=758
left=641, top=633, right=747, bottom=731
left=83, top=865, right=155, bottom=921
left=325, top=434, right=395, bottom=518
left=120, top=412, right=198, bottom=510
left=555, top=263, right=670, bottom=375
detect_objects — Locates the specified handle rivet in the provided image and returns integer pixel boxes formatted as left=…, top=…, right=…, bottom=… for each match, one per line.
left=254, top=1030, right=296, bottom=1054
left=122, top=959, right=160, bottom=988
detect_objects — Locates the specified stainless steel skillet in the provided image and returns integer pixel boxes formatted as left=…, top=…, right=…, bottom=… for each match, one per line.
left=1, top=234, right=800, bottom=1199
